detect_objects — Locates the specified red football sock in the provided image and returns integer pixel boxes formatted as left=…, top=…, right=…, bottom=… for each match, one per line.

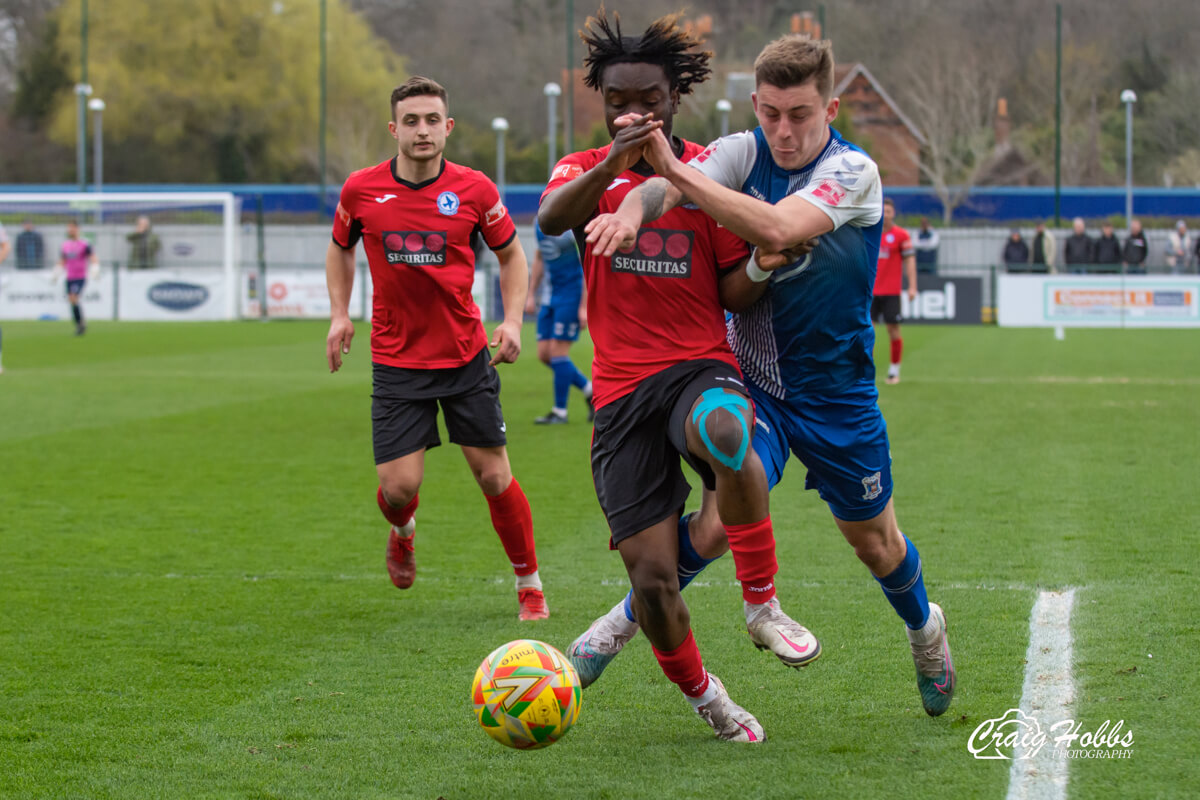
left=377, top=487, right=418, bottom=530
left=890, top=337, right=903, bottom=366
left=725, top=516, right=778, bottom=603
left=651, top=629, right=710, bottom=698
left=484, top=477, right=538, bottom=576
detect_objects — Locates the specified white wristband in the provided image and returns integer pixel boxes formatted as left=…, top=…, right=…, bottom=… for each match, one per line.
left=745, top=254, right=772, bottom=283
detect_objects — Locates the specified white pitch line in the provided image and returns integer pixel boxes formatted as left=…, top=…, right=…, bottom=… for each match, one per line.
left=1006, top=588, right=1077, bottom=800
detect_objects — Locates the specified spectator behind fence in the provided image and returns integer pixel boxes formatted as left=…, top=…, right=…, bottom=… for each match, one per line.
left=125, top=216, right=161, bottom=270
left=1064, top=217, right=1094, bottom=274
left=15, top=220, right=44, bottom=270
left=914, top=216, right=939, bottom=274
left=1093, top=222, right=1121, bottom=272
left=1031, top=222, right=1056, bottom=273
left=1165, top=220, right=1191, bottom=274
left=1123, top=219, right=1148, bottom=274
left=1003, top=229, right=1030, bottom=272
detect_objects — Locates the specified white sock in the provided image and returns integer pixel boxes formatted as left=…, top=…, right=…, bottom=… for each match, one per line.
left=551, top=407, right=567, bottom=417
left=908, top=607, right=942, bottom=644
left=744, top=596, right=779, bottom=624
left=583, top=381, right=593, bottom=398
left=888, top=363, right=900, bottom=378
left=515, top=570, right=542, bottom=591
left=685, top=672, right=720, bottom=709
left=392, top=516, right=415, bottom=538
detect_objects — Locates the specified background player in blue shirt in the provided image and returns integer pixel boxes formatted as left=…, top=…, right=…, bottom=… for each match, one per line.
left=524, top=221, right=593, bottom=424
left=582, top=33, right=955, bottom=717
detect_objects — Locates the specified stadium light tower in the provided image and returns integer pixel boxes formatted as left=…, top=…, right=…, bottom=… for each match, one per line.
left=75, top=82, right=93, bottom=191
left=1121, top=89, right=1137, bottom=225
left=492, top=117, right=509, bottom=203
left=716, top=98, right=732, bottom=138
left=544, top=82, right=562, bottom=180
left=89, top=98, right=105, bottom=195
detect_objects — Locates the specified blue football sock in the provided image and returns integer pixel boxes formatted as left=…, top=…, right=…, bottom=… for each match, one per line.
left=568, top=361, right=590, bottom=390
left=550, top=357, right=573, bottom=410
left=875, top=534, right=930, bottom=629
left=622, top=512, right=720, bottom=624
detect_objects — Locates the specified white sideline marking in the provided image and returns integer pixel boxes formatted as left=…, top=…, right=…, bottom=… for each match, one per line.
left=1006, top=588, right=1077, bottom=800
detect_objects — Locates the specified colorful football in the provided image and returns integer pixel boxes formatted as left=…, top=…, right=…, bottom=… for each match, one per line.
left=471, top=639, right=582, bottom=749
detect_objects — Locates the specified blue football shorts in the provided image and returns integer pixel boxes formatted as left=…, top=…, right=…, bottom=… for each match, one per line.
left=536, top=301, right=580, bottom=342
left=749, top=382, right=893, bottom=522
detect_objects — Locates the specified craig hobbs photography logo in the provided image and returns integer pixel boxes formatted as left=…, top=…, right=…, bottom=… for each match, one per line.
left=968, top=709, right=1134, bottom=760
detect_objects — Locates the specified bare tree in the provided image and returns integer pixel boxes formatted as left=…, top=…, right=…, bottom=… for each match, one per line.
left=898, top=37, right=1000, bottom=223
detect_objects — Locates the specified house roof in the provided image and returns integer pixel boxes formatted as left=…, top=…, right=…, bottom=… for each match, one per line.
left=833, top=63, right=927, bottom=146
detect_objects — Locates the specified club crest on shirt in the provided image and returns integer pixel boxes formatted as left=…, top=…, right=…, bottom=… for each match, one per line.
left=382, top=231, right=447, bottom=266
left=861, top=471, right=883, bottom=501
left=436, top=191, right=460, bottom=216
left=611, top=229, right=693, bottom=279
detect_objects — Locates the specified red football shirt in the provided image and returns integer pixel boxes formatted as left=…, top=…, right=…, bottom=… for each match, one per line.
left=333, top=157, right=516, bottom=369
left=541, top=141, right=748, bottom=408
left=873, top=223, right=914, bottom=296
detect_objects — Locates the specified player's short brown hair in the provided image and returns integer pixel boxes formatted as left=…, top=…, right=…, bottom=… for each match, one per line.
left=391, top=76, right=449, bottom=119
left=754, top=35, right=835, bottom=99
left=883, top=197, right=895, bottom=209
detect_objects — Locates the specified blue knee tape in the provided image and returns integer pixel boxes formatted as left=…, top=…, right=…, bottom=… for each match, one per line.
left=691, top=388, right=750, bottom=471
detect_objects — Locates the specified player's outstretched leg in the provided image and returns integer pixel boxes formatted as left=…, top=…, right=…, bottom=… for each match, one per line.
left=568, top=511, right=725, bottom=687
left=839, top=503, right=955, bottom=715
left=907, top=601, right=955, bottom=716
left=481, top=475, right=546, bottom=620
left=378, top=487, right=418, bottom=589
left=620, top=520, right=763, bottom=742
left=686, top=387, right=820, bottom=668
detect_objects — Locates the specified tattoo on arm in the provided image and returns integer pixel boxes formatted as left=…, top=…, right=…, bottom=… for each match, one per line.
left=640, top=179, right=669, bottom=223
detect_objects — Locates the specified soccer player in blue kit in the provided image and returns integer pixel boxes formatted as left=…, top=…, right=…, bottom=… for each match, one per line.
left=525, top=221, right=593, bottom=424
left=579, top=33, right=956, bottom=717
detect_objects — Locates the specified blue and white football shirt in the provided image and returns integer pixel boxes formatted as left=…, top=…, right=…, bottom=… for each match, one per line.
left=689, top=127, right=883, bottom=399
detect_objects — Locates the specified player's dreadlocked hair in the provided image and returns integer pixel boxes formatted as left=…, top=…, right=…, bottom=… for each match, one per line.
left=580, top=6, right=712, bottom=95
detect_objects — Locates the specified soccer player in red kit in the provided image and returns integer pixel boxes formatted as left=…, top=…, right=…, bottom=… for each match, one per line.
left=871, top=198, right=917, bottom=384
left=539, top=10, right=817, bottom=742
left=325, top=76, right=548, bottom=620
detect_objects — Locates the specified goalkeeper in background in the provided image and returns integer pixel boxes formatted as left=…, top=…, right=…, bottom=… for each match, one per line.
left=56, top=220, right=98, bottom=336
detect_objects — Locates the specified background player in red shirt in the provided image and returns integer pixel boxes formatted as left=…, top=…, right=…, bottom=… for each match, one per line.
left=540, top=9, right=817, bottom=743
left=871, top=198, right=917, bottom=384
left=324, top=77, right=547, bottom=621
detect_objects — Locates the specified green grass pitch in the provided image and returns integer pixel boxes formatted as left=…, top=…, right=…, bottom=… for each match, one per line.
left=0, top=319, right=1197, bottom=798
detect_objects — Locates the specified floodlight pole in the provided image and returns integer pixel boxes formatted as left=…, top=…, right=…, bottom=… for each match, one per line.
left=1054, top=2, right=1062, bottom=227
left=75, top=83, right=92, bottom=191
left=89, top=98, right=105, bottom=223
left=544, top=82, right=562, bottom=179
left=318, top=0, right=328, bottom=217
left=565, top=0, right=574, bottom=153
left=76, top=0, right=89, bottom=192
left=716, top=99, right=732, bottom=138
left=1121, top=89, right=1137, bottom=225
left=492, top=117, right=509, bottom=204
